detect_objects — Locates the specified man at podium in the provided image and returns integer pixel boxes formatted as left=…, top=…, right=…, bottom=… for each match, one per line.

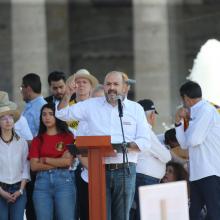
left=56, top=71, right=151, bottom=220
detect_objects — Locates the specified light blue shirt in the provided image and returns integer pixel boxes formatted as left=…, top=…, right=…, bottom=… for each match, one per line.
left=22, top=96, right=46, bottom=137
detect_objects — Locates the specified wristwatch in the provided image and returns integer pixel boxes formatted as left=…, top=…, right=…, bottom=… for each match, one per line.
left=19, top=189, right=23, bottom=195
left=175, top=122, right=182, bottom=127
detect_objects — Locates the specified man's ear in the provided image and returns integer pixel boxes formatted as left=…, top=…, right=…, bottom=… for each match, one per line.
left=122, top=83, right=127, bottom=93
left=26, top=85, right=32, bottom=93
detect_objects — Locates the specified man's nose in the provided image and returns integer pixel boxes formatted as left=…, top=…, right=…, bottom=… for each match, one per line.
left=77, top=82, right=83, bottom=87
left=109, top=84, right=115, bottom=90
left=57, top=88, right=62, bottom=93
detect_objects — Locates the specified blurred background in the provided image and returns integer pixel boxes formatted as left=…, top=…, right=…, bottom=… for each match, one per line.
left=0, top=0, right=220, bottom=132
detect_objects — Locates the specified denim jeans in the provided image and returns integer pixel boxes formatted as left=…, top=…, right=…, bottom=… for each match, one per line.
left=106, top=163, right=136, bottom=220
left=0, top=182, right=27, bottom=220
left=33, top=169, right=76, bottom=220
left=134, top=173, right=160, bottom=220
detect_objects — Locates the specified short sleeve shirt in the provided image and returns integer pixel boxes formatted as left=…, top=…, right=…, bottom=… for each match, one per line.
left=29, top=133, right=74, bottom=159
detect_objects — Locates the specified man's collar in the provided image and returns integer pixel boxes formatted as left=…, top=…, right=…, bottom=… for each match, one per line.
left=103, top=96, right=129, bottom=108
left=27, top=95, right=43, bottom=104
left=190, top=99, right=205, bottom=115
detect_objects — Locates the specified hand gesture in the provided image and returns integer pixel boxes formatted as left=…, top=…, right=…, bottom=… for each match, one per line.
left=66, top=75, right=77, bottom=97
left=175, top=107, right=189, bottom=123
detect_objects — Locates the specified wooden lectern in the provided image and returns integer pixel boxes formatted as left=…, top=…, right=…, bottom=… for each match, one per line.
left=76, top=136, right=113, bottom=220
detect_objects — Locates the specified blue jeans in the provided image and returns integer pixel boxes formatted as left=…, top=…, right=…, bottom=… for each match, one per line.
left=33, top=169, right=76, bottom=220
left=134, top=173, right=160, bottom=220
left=0, top=182, right=27, bottom=220
left=106, top=163, right=136, bottom=220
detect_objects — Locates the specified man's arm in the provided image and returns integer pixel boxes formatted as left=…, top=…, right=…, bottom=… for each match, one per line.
left=175, top=123, right=188, bottom=149
left=175, top=105, right=213, bottom=148
left=132, top=105, right=151, bottom=152
left=55, top=99, right=87, bottom=122
left=185, top=107, right=213, bottom=147
left=57, top=94, right=71, bottom=110
left=148, top=129, right=171, bottom=163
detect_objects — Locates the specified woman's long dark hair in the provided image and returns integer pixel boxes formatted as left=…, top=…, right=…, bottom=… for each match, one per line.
left=37, top=103, right=71, bottom=136
left=166, top=161, right=188, bottom=181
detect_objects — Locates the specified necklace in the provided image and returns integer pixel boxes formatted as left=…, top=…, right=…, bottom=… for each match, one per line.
left=1, top=135, right=13, bottom=144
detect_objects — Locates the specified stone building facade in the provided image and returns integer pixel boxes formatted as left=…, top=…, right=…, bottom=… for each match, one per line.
left=1, top=0, right=220, bottom=132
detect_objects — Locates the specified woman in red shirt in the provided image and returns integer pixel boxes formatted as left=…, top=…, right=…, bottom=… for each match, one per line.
left=29, top=103, right=76, bottom=220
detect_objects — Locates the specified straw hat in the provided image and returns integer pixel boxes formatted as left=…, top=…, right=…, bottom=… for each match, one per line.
left=67, top=69, right=99, bottom=89
left=0, top=91, right=20, bottom=122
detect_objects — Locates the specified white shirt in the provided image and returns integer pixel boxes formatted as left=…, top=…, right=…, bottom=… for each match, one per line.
left=76, top=120, right=89, bottom=183
left=136, top=126, right=171, bottom=179
left=176, top=100, right=220, bottom=181
left=0, top=137, right=30, bottom=184
left=15, top=115, right=33, bottom=141
left=56, top=96, right=151, bottom=164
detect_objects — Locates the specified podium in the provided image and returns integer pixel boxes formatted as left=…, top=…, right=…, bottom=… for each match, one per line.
left=76, top=136, right=113, bottom=220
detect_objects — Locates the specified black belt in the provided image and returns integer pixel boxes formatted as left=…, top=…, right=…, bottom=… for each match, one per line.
left=105, top=162, right=135, bottom=171
left=0, top=181, right=21, bottom=190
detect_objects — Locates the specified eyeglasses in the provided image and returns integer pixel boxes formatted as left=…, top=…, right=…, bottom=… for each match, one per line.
left=0, top=115, right=14, bottom=122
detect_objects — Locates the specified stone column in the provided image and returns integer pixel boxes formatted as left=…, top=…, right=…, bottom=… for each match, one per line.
left=133, top=0, right=183, bottom=132
left=11, top=0, right=48, bottom=108
left=46, top=0, right=70, bottom=75
left=0, top=1, right=12, bottom=97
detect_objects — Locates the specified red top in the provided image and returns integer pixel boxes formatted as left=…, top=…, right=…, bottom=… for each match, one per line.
left=29, top=133, right=74, bottom=159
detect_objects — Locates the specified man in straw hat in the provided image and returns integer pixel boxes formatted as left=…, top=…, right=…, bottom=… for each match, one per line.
left=0, top=91, right=30, bottom=220
left=56, top=70, right=151, bottom=220
left=67, top=68, right=98, bottom=102
left=64, top=69, right=99, bottom=134
left=67, top=69, right=98, bottom=220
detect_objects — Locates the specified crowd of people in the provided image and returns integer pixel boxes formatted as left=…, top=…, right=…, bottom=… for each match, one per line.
left=0, top=69, right=220, bottom=220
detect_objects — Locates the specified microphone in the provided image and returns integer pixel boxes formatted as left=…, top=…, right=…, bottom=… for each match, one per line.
left=114, top=95, right=123, bottom=101
left=115, top=95, right=123, bottom=117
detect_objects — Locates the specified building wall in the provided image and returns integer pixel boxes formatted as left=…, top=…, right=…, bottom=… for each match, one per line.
left=0, top=2, right=12, bottom=97
left=11, top=0, right=48, bottom=109
left=1, top=0, right=220, bottom=131
left=68, top=0, right=134, bottom=97
left=46, top=0, right=70, bottom=74
left=133, top=0, right=173, bottom=132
